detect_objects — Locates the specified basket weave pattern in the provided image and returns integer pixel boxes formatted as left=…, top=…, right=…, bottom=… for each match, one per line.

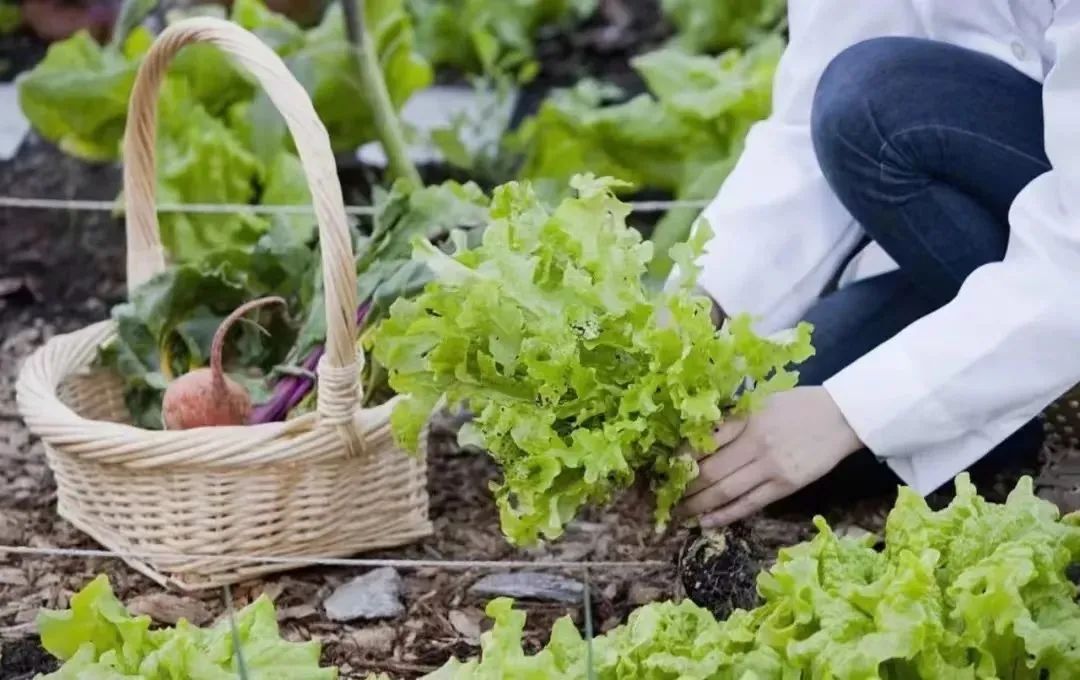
left=15, top=19, right=431, bottom=590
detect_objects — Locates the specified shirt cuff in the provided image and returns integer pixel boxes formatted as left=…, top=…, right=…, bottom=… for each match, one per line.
left=695, top=224, right=864, bottom=336
left=822, top=340, right=992, bottom=495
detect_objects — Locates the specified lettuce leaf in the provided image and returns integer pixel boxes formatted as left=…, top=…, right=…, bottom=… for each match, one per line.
left=37, top=575, right=337, bottom=679
left=406, top=0, right=595, bottom=80
left=374, top=175, right=813, bottom=545
left=16, top=28, right=151, bottom=161
left=154, top=92, right=268, bottom=259
left=429, top=475, right=1080, bottom=679
left=661, top=0, right=786, bottom=54
left=511, top=37, right=782, bottom=279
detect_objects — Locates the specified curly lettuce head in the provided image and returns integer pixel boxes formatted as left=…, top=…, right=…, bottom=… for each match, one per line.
left=375, top=175, right=813, bottom=546
left=428, top=475, right=1080, bottom=678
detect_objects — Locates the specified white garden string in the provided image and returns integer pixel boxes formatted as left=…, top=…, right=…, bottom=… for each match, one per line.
left=0, top=544, right=670, bottom=571
left=0, top=195, right=709, bottom=216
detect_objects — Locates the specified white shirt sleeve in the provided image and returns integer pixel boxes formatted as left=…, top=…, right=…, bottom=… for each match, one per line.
left=691, top=2, right=923, bottom=333
left=824, top=2, right=1080, bottom=494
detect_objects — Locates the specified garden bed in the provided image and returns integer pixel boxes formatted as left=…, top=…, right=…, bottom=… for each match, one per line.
left=0, top=2, right=1051, bottom=677
left=0, top=139, right=884, bottom=678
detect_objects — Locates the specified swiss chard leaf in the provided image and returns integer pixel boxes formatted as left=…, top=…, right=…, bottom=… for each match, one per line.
left=290, top=179, right=488, bottom=365
left=99, top=232, right=309, bottom=429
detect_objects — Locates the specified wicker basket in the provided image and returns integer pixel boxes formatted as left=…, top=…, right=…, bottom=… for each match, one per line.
left=15, top=18, right=432, bottom=591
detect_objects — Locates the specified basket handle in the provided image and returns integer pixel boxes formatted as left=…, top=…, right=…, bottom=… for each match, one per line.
left=122, top=17, right=365, bottom=452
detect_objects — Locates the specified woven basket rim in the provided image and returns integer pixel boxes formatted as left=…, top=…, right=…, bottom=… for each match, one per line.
left=16, top=318, right=403, bottom=470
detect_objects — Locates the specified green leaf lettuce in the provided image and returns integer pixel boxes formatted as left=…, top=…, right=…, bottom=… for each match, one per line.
left=37, top=575, right=337, bottom=679
left=661, top=0, right=786, bottom=54
left=428, top=475, right=1080, bottom=678
left=375, top=175, right=813, bottom=545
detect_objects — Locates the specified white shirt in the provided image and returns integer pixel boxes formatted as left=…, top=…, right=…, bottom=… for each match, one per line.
left=691, top=0, right=1080, bottom=494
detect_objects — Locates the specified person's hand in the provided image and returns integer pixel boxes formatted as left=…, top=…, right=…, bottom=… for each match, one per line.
left=676, top=386, right=863, bottom=528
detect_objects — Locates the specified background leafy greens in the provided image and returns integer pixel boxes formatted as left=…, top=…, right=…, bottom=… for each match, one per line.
left=16, top=0, right=431, bottom=262
left=406, top=0, right=595, bottom=81
left=509, top=36, right=782, bottom=280
left=661, top=0, right=786, bottom=54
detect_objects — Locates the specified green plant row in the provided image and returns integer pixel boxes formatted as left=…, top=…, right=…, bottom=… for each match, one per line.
left=428, top=475, right=1080, bottom=679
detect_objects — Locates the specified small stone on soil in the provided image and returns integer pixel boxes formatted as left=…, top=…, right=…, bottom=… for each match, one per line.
left=348, top=625, right=397, bottom=655
left=627, top=582, right=663, bottom=606
left=468, top=571, right=584, bottom=604
left=0, top=567, right=28, bottom=587
left=448, top=608, right=482, bottom=643
left=324, top=567, right=405, bottom=622
left=126, top=593, right=212, bottom=626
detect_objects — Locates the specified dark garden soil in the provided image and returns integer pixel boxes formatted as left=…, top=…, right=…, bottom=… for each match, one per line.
left=0, top=636, right=59, bottom=679
left=0, top=3, right=1051, bottom=678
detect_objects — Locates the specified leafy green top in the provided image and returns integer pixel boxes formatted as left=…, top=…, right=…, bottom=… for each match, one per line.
left=37, top=575, right=337, bottom=678
left=99, top=179, right=489, bottom=429
left=375, top=175, right=812, bottom=546
left=429, top=475, right=1080, bottom=678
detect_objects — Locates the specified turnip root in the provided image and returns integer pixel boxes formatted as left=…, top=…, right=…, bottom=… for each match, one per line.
left=161, top=296, right=286, bottom=430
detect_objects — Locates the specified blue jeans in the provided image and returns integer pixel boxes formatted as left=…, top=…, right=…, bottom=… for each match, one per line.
left=787, top=37, right=1048, bottom=506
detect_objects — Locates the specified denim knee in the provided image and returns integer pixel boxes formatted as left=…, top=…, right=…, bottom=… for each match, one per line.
left=810, top=37, right=938, bottom=184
